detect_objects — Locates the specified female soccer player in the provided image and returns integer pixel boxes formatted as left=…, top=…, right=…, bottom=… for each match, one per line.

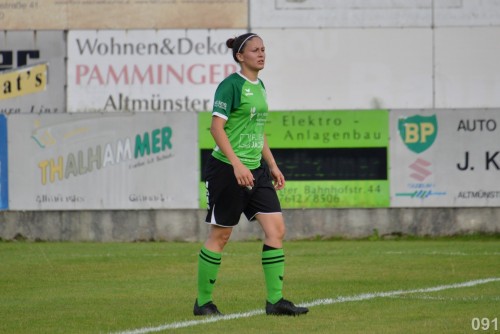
left=194, top=33, right=309, bottom=317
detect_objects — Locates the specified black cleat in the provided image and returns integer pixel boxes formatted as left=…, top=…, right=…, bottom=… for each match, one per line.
left=193, top=300, right=223, bottom=316
left=266, top=298, right=309, bottom=316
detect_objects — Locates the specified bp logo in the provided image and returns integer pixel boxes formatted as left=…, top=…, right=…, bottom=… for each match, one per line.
left=398, top=115, right=438, bottom=153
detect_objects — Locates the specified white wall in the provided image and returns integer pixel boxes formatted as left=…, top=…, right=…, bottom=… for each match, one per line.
left=251, top=0, right=500, bottom=109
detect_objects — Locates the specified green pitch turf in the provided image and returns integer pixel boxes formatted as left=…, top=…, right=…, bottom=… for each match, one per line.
left=1, top=238, right=499, bottom=334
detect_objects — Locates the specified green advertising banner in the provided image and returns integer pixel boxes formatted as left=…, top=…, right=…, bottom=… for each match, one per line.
left=198, top=110, right=389, bottom=208
left=265, top=111, right=387, bottom=148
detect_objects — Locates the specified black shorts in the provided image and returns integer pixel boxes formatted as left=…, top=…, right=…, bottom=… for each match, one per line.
left=204, top=156, right=282, bottom=227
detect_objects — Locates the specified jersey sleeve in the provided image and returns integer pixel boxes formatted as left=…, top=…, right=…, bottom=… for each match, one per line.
left=212, top=79, right=234, bottom=120
left=213, top=74, right=244, bottom=120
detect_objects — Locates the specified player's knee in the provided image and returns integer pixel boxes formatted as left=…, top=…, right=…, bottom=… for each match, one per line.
left=268, top=223, right=286, bottom=241
left=219, top=233, right=231, bottom=247
left=213, top=229, right=232, bottom=248
left=277, top=225, right=286, bottom=240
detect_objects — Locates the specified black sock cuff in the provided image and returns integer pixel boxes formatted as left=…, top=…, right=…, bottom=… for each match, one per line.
left=263, top=244, right=280, bottom=252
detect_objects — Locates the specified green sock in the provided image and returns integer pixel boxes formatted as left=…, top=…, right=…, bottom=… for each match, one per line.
left=262, top=247, right=285, bottom=304
left=197, top=246, right=221, bottom=306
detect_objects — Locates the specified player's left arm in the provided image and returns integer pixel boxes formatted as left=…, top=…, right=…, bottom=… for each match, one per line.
left=262, top=134, right=285, bottom=190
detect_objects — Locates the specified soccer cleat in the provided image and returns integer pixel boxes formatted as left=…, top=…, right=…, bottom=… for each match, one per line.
left=193, top=300, right=223, bottom=316
left=265, top=298, right=309, bottom=316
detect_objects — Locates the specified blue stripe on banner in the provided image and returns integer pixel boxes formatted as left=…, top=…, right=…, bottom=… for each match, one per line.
left=0, top=114, right=8, bottom=210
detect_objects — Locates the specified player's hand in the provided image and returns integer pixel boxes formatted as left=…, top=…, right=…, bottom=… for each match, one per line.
left=233, top=162, right=254, bottom=188
left=270, top=166, right=285, bottom=190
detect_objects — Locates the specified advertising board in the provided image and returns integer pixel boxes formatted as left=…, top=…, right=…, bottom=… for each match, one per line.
left=0, top=31, right=65, bottom=114
left=8, top=112, right=199, bottom=210
left=67, top=30, right=243, bottom=113
left=391, top=109, right=500, bottom=207
left=0, top=114, right=7, bottom=209
left=0, top=0, right=247, bottom=29
left=199, top=110, right=390, bottom=208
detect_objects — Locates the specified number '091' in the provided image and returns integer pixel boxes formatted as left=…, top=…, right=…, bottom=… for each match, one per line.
left=471, top=317, right=498, bottom=331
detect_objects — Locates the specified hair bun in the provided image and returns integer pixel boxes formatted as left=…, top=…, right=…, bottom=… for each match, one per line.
left=226, top=38, right=235, bottom=49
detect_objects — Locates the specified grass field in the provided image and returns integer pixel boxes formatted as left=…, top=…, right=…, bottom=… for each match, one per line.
left=1, top=238, right=499, bottom=334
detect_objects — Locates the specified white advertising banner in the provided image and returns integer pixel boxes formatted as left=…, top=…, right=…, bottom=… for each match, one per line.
left=67, top=30, right=243, bottom=113
left=0, top=31, right=65, bottom=114
left=390, top=109, right=500, bottom=207
left=0, top=114, right=7, bottom=209
left=8, top=113, right=199, bottom=210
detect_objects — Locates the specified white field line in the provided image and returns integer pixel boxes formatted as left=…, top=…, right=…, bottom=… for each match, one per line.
left=112, top=277, right=500, bottom=334
left=389, top=295, right=500, bottom=301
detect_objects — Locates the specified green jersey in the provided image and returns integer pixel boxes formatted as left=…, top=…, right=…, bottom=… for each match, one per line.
left=211, top=72, right=268, bottom=169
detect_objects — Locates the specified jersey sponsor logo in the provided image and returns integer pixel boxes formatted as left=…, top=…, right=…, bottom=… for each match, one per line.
left=239, top=133, right=264, bottom=149
left=244, top=88, right=253, bottom=96
left=214, top=100, right=227, bottom=111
